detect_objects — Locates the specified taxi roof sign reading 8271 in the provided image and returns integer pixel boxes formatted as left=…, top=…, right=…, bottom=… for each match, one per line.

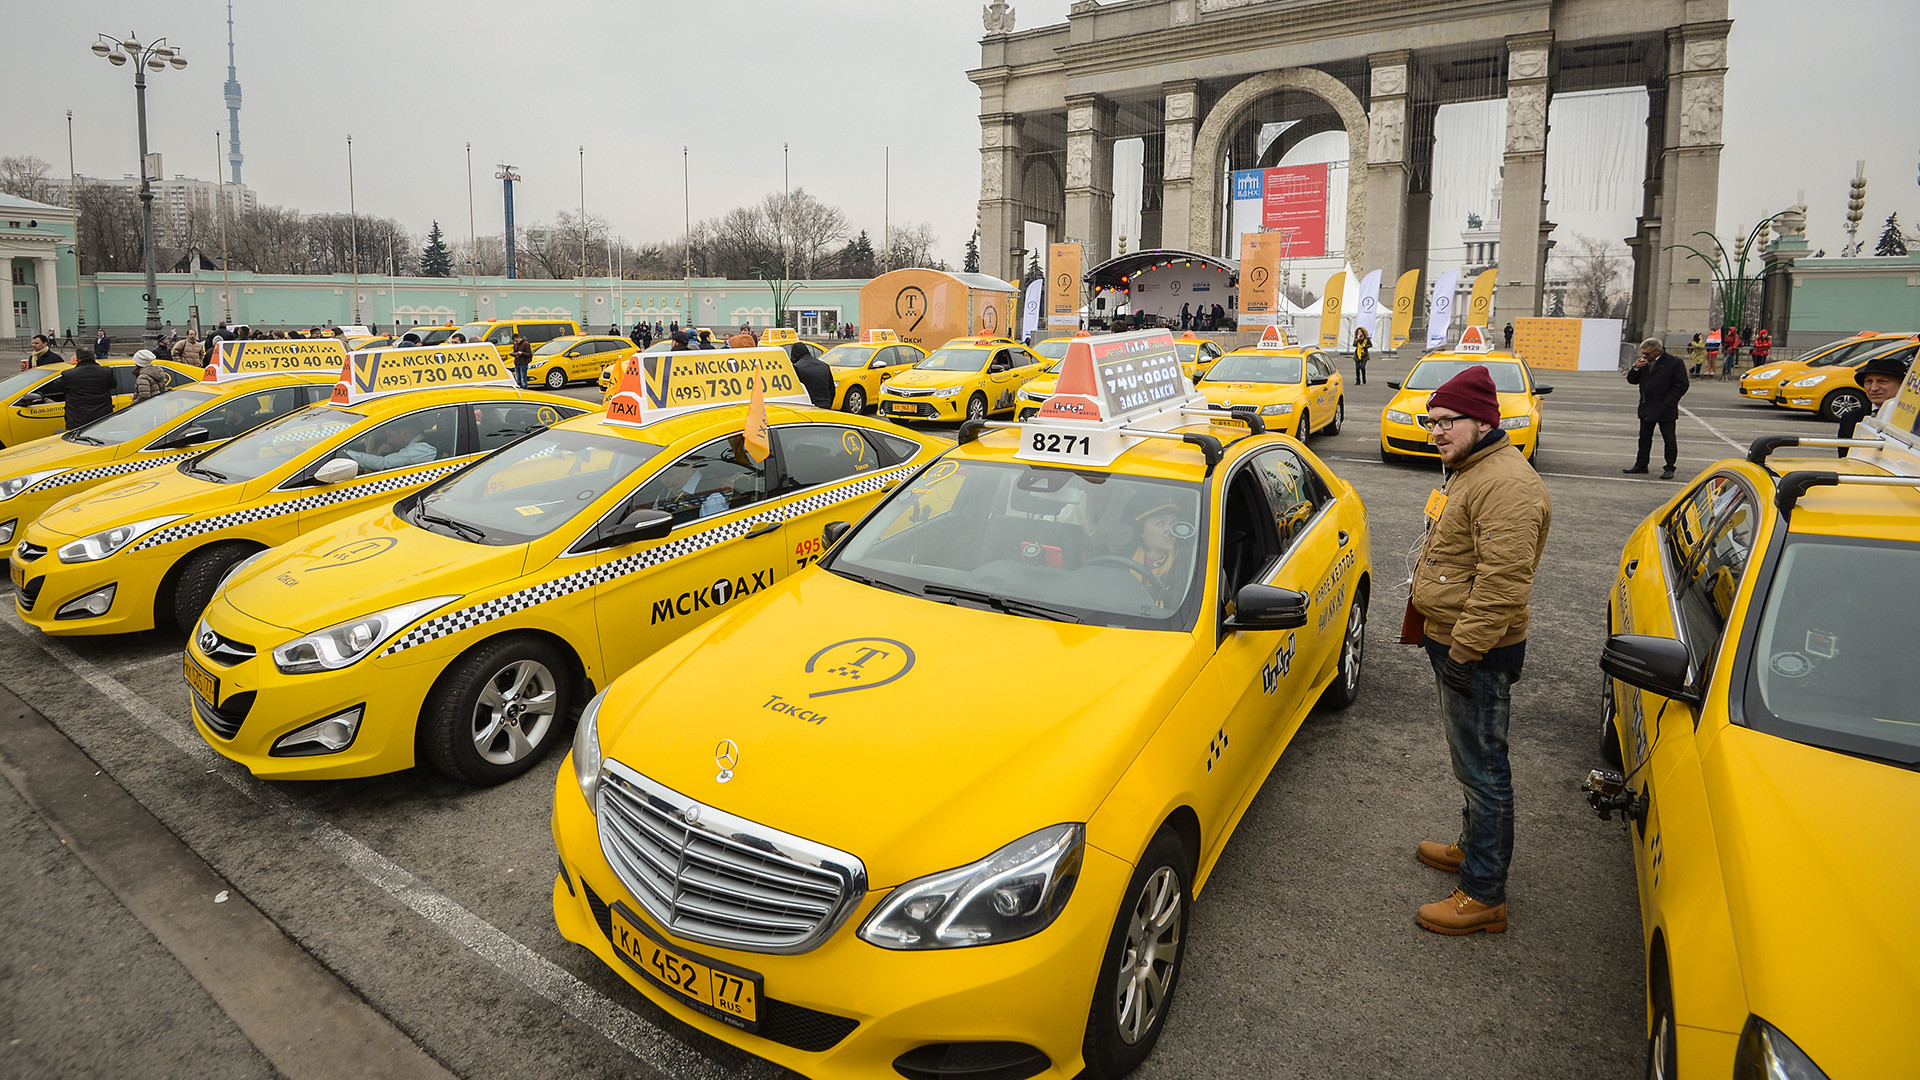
left=1016, top=329, right=1203, bottom=467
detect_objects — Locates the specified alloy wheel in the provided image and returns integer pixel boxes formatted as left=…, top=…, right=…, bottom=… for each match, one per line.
left=471, top=659, right=558, bottom=766
left=1114, top=866, right=1182, bottom=1045
left=1342, top=597, right=1365, bottom=694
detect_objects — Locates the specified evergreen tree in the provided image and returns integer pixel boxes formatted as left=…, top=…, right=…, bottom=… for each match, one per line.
left=964, top=231, right=980, bottom=273
left=1875, top=212, right=1908, bottom=257
left=420, top=221, right=454, bottom=277
left=1025, top=249, right=1043, bottom=284
left=837, top=231, right=876, bottom=278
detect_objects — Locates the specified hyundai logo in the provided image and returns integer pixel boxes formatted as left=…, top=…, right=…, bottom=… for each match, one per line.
left=198, top=629, right=218, bottom=654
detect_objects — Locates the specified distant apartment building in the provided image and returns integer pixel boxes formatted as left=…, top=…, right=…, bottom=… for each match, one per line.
left=50, top=174, right=257, bottom=235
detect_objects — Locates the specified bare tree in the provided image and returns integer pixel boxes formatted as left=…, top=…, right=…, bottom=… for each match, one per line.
left=885, top=222, right=948, bottom=272
left=449, top=235, right=508, bottom=277
left=764, top=188, right=849, bottom=279
left=1561, top=233, right=1629, bottom=319
left=73, top=182, right=144, bottom=272
left=0, top=155, right=58, bottom=204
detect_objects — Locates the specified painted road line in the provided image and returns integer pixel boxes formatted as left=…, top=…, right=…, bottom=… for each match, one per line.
left=0, top=610, right=772, bottom=1080
left=1680, top=404, right=1750, bottom=454
left=1323, top=455, right=1672, bottom=483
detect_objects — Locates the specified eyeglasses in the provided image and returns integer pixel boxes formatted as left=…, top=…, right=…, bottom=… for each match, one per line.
left=1417, top=414, right=1466, bottom=431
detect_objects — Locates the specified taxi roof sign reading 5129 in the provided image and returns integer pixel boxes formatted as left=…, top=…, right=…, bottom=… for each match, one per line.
left=604, top=347, right=810, bottom=428
left=328, top=343, right=516, bottom=406
left=1016, top=329, right=1204, bottom=467
left=1455, top=324, right=1492, bottom=354
left=205, top=339, right=350, bottom=384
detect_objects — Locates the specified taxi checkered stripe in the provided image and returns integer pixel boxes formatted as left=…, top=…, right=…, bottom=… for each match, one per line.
left=380, top=462, right=920, bottom=656
left=131, top=461, right=467, bottom=551
left=32, top=453, right=196, bottom=493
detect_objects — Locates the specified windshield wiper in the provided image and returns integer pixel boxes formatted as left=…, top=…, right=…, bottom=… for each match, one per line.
left=921, top=583, right=1081, bottom=623
left=184, top=463, right=229, bottom=482
left=414, top=507, right=486, bottom=542
left=826, top=567, right=921, bottom=597
left=64, top=432, right=103, bottom=445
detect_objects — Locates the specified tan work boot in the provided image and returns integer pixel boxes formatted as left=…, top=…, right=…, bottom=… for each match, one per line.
left=1415, top=839, right=1464, bottom=873
left=1415, top=888, right=1507, bottom=935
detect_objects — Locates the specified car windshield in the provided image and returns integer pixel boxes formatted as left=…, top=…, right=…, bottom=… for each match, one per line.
left=191, top=404, right=364, bottom=484
left=455, top=322, right=494, bottom=340
left=1807, top=338, right=1899, bottom=368
left=1406, top=360, right=1528, bottom=393
left=1749, top=536, right=1920, bottom=766
left=534, top=339, right=576, bottom=356
left=917, top=348, right=990, bottom=372
left=1201, top=352, right=1302, bottom=384
left=0, top=368, right=53, bottom=403
left=410, top=430, right=663, bottom=545
left=1837, top=341, right=1915, bottom=369
left=1034, top=340, right=1072, bottom=361
left=823, top=345, right=878, bottom=369
left=828, top=459, right=1206, bottom=630
left=1174, top=342, right=1204, bottom=363
left=71, top=388, right=220, bottom=445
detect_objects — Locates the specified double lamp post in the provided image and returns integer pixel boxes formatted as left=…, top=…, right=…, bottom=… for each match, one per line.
left=91, top=32, right=188, bottom=350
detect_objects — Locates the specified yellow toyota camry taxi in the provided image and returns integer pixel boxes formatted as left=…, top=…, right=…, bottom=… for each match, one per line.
left=1589, top=409, right=1920, bottom=1080
left=819, top=331, right=926, bottom=414
left=1193, top=344, right=1346, bottom=441
left=189, top=364, right=943, bottom=784
left=1769, top=337, right=1917, bottom=421
left=0, top=358, right=204, bottom=449
left=553, top=331, right=1372, bottom=1080
left=12, top=349, right=587, bottom=635
left=1738, top=331, right=1914, bottom=405
left=528, top=335, right=639, bottom=390
left=1379, top=350, right=1552, bottom=463
left=878, top=337, right=1047, bottom=423
left=0, top=372, right=336, bottom=561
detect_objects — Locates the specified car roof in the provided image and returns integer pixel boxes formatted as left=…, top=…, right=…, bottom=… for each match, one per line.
left=935, top=337, right=1020, bottom=350
left=1220, top=345, right=1309, bottom=357
left=332, top=386, right=579, bottom=417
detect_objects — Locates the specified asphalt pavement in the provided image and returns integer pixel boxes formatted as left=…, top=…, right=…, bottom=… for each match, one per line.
left=0, top=358, right=1849, bottom=1079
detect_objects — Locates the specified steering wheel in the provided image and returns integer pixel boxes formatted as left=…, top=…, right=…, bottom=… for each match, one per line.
left=1085, top=554, right=1173, bottom=603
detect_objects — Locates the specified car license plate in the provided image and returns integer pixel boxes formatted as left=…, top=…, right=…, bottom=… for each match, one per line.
left=184, top=655, right=220, bottom=706
left=607, top=904, right=759, bottom=1027
left=8, top=560, right=22, bottom=588
left=888, top=403, right=915, bottom=414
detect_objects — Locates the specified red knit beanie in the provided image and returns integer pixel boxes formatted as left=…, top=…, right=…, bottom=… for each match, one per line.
left=1427, top=365, right=1501, bottom=427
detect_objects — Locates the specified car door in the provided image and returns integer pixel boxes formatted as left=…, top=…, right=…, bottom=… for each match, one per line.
left=983, top=348, right=1025, bottom=415
left=157, top=383, right=318, bottom=448
left=1304, top=353, right=1334, bottom=429
left=1248, top=445, right=1348, bottom=684
left=768, top=423, right=906, bottom=571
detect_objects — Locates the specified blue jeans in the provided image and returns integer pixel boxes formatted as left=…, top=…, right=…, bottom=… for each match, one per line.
left=514, top=360, right=529, bottom=388
left=1427, top=652, right=1517, bottom=905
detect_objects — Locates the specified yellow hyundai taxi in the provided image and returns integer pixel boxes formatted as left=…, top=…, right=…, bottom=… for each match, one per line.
left=1738, top=331, right=1914, bottom=405
left=553, top=331, right=1373, bottom=1080
left=0, top=358, right=204, bottom=449
left=188, top=387, right=943, bottom=784
left=1193, top=344, right=1346, bottom=441
left=1378, top=350, right=1552, bottom=463
left=0, top=372, right=335, bottom=561
left=1770, top=338, right=1917, bottom=421
left=529, top=335, right=640, bottom=391
left=879, top=337, right=1047, bottom=423
left=1589, top=413, right=1920, bottom=1080
left=12, top=354, right=587, bottom=635
left=819, top=332, right=926, bottom=414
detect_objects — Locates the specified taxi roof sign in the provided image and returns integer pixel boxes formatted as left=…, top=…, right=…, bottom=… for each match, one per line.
left=859, top=328, right=899, bottom=345
left=328, top=343, right=515, bottom=406
left=1456, top=325, right=1492, bottom=354
left=205, top=339, right=348, bottom=384
left=605, top=347, right=810, bottom=429
left=760, top=327, right=799, bottom=345
left=1257, top=324, right=1290, bottom=348
left=1016, top=329, right=1205, bottom=467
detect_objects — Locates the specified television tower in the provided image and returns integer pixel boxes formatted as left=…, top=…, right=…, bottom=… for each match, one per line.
left=224, top=1, right=244, bottom=185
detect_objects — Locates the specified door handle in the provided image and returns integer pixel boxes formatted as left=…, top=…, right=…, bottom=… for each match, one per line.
left=1337, top=530, right=1350, bottom=547
left=743, top=521, right=780, bottom=539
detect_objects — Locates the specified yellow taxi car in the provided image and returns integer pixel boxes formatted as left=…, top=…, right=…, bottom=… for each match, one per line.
left=1175, top=332, right=1225, bottom=380
left=1769, top=337, right=1917, bottom=421
left=1378, top=348, right=1552, bottom=463
left=878, top=337, right=1048, bottom=423
left=1737, top=331, right=1914, bottom=405
left=1193, top=340, right=1346, bottom=441
left=1588, top=416, right=1920, bottom=1080
left=347, top=335, right=397, bottom=350
left=188, top=361, right=945, bottom=784
left=529, top=335, right=639, bottom=391
left=1011, top=336, right=1088, bottom=420
left=452, top=318, right=582, bottom=363
left=819, top=331, right=926, bottom=414
left=12, top=349, right=588, bottom=636
left=552, top=330, right=1372, bottom=1080
left=0, top=372, right=336, bottom=561
left=0, top=358, right=204, bottom=449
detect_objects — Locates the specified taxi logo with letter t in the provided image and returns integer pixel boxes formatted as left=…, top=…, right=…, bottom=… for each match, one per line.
left=1262, top=633, right=1296, bottom=695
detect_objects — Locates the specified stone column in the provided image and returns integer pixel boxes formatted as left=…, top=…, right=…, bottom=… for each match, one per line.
left=37, top=256, right=61, bottom=338
left=1653, top=22, right=1731, bottom=345
left=0, top=259, right=15, bottom=340
left=1159, top=82, right=1200, bottom=251
left=978, top=113, right=1026, bottom=283
left=1493, top=32, right=1553, bottom=329
left=1626, top=83, right=1667, bottom=342
left=1064, top=94, right=1116, bottom=266
left=1363, top=52, right=1412, bottom=285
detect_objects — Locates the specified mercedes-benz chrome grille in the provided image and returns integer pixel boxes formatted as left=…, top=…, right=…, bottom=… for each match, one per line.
left=596, top=760, right=866, bottom=955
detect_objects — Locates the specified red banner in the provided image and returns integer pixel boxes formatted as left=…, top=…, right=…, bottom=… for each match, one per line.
left=1262, top=163, right=1328, bottom=258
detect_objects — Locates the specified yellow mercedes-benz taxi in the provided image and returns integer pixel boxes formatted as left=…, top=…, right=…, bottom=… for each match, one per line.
left=189, top=390, right=943, bottom=784
left=12, top=353, right=587, bottom=636
left=553, top=331, right=1372, bottom=1080
left=1379, top=351, right=1552, bottom=463
left=820, top=333, right=926, bottom=414
left=0, top=358, right=204, bottom=449
left=1193, top=345, right=1346, bottom=441
left=878, top=337, right=1046, bottom=423
left=1770, top=338, right=1917, bottom=421
left=1589, top=414, right=1920, bottom=1080
left=0, top=372, right=335, bottom=561
left=529, top=335, right=639, bottom=390
left=1738, top=331, right=1913, bottom=405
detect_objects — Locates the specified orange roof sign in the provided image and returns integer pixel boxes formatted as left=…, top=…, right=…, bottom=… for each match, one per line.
left=1016, top=330, right=1203, bottom=466
left=1456, top=324, right=1491, bottom=354
left=859, top=328, right=899, bottom=345
left=1257, top=324, right=1289, bottom=348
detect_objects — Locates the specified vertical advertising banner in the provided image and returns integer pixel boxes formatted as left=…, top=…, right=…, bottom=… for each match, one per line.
left=1230, top=172, right=1266, bottom=259
left=1389, top=268, right=1420, bottom=350
left=1318, top=270, right=1346, bottom=349
left=1426, top=268, right=1460, bottom=350
left=1355, top=269, right=1382, bottom=338
left=1466, top=268, right=1498, bottom=328
left=1047, top=243, right=1083, bottom=329
left=1263, top=164, right=1329, bottom=258
left=1022, top=278, right=1044, bottom=340
left=1238, top=232, right=1284, bottom=327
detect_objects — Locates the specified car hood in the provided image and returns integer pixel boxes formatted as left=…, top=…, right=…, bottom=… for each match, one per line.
left=1021, top=376, right=1061, bottom=397
left=31, top=467, right=241, bottom=541
left=592, top=568, right=1202, bottom=888
left=884, top=368, right=981, bottom=390
left=0, top=434, right=112, bottom=481
left=219, top=507, right=529, bottom=633
left=1196, top=381, right=1303, bottom=405
left=1383, top=389, right=1536, bottom=418
left=1703, top=723, right=1920, bottom=1073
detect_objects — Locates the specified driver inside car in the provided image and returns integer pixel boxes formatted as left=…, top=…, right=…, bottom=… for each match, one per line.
left=1124, top=497, right=1193, bottom=606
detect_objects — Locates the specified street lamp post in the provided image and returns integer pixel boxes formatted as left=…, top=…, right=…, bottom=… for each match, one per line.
left=91, top=32, right=188, bottom=351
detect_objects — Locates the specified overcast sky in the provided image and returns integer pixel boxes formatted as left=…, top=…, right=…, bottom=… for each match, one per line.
left=4, top=1, right=1914, bottom=268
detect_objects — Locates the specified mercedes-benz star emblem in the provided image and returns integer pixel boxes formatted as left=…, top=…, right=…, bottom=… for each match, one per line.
left=714, top=739, right=740, bottom=784
left=198, top=629, right=218, bottom=653
left=681, top=804, right=701, bottom=826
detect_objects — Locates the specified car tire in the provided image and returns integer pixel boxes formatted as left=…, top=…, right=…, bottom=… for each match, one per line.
left=1379, top=446, right=1397, bottom=464
left=421, top=634, right=572, bottom=786
left=1082, top=826, right=1191, bottom=1080
left=843, top=386, right=866, bottom=414
left=1318, top=588, right=1367, bottom=710
left=1325, top=398, right=1344, bottom=436
left=545, top=367, right=568, bottom=390
left=170, top=542, right=260, bottom=631
left=1645, top=954, right=1677, bottom=1080
left=1295, top=411, right=1310, bottom=440
left=1601, top=670, right=1626, bottom=772
left=1821, top=388, right=1869, bottom=423
left=967, top=393, right=989, bottom=422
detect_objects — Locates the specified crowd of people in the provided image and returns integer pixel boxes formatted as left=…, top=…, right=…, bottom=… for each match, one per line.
left=1684, top=324, right=1772, bottom=379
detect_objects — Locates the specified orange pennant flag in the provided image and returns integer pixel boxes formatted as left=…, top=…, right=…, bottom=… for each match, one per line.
left=743, top=374, right=771, bottom=463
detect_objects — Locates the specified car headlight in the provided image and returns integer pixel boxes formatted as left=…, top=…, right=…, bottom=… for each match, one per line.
left=270, top=595, right=458, bottom=674
left=1499, top=415, right=1532, bottom=429
left=1751, top=367, right=1781, bottom=380
left=1733, top=1015, right=1829, bottom=1080
left=573, top=687, right=607, bottom=808
left=0, top=519, right=14, bottom=545
left=933, top=386, right=963, bottom=398
left=1259, top=402, right=1294, bottom=415
left=0, top=469, right=67, bottom=501
left=56, top=515, right=185, bottom=563
left=1787, top=374, right=1827, bottom=388
left=1386, top=409, right=1414, bottom=425
left=859, top=823, right=1084, bottom=950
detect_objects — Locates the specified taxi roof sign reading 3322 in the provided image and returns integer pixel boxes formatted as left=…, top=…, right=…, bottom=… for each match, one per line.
left=1014, top=329, right=1206, bottom=468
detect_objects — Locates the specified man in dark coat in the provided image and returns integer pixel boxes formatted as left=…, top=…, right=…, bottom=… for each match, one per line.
left=789, top=342, right=834, bottom=410
left=59, top=348, right=118, bottom=430
left=29, top=333, right=64, bottom=367
left=1624, top=336, right=1689, bottom=479
left=93, top=329, right=112, bottom=358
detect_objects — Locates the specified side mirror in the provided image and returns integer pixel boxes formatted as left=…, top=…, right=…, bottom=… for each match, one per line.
left=1224, top=584, right=1309, bottom=631
left=312, top=457, right=360, bottom=485
left=17, top=393, right=48, bottom=407
left=871, top=359, right=888, bottom=369
left=1309, top=373, right=1329, bottom=386
left=1600, top=633, right=1701, bottom=705
left=1385, top=381, right=1402, bottom=390
left=1535, top=384, right=1554, bottom=395
left=822, top=520, right=851, bottom=549
left=581, top=507, right=674, bottom=552
left=155, top=425, right=211, bottom=450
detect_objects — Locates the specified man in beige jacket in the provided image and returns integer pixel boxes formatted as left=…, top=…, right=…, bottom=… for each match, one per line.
left=1407, top=365, right=1550, bottom=935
